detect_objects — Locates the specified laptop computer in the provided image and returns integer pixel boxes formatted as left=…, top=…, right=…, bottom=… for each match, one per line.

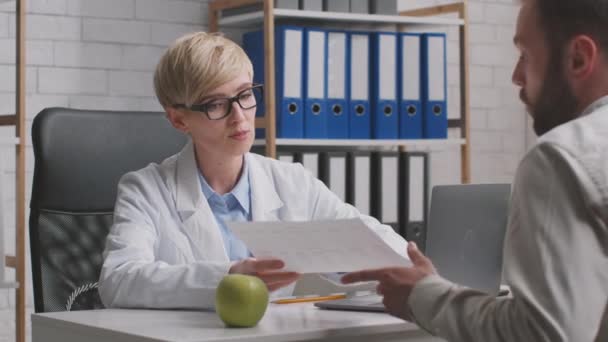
left=315, top=184, right=511, bottom=312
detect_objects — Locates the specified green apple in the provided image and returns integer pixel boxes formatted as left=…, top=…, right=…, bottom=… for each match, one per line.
left=215, top=274, right=269, bottom=327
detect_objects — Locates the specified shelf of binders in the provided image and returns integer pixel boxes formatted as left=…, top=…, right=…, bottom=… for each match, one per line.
left=219, top=8, right=465, bottom=27
left=253, top=138, right=466, bottom=147
left=209, top=0, right=471, bottom=183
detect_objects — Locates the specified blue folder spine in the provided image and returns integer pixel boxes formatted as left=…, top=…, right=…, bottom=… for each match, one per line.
left=326, top=30, right=350, bottom=139
left=348, top=31, right=371, bottom=139
left=242, top=26, right=305, bottom=139
left=370, top=32, right=399, bottom=139
left=242, top=30, right=266, bottom=138
left=276, top=26, right=305, bottom=138
left=421, top=33, right=448, bottom=139
left=303, top=28, right=328, bottom=138
left=398, top=33, right=423, bottom=139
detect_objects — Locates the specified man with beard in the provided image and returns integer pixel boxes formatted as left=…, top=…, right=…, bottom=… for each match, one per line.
left=341, top=0, right=608, bottom=341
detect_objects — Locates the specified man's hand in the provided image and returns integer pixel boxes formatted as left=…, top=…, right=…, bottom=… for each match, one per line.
left=229, top=258, right=300, bottom=292
left=341, top=242, right=436, bottom=321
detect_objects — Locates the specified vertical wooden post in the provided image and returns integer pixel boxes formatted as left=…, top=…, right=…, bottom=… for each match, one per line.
left=459, top=1, right=471, bottom=184
left=263, top=0, right=277, bottom=159
left=208, top=1, right=219, bottom=32
left=399, top=1, right=471, bottom=184
left=15, top=0, right=27, bottom=341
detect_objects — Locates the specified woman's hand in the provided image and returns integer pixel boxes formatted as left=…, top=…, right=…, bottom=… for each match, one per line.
left=229, top=258, right=300, bottom=291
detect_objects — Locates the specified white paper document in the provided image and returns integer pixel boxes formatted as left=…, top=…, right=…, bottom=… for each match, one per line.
left=227, top=218, right=412, bottom=273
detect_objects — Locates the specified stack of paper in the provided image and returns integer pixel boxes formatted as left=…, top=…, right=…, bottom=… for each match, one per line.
left=227, top=218, right=411, bottom=273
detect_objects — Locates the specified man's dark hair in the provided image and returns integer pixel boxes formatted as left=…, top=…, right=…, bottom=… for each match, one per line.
left=535, top=0, right=608, bottom=56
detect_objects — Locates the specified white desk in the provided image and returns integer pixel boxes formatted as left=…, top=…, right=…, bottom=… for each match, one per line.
left=32, top=303, right=445, bottom=342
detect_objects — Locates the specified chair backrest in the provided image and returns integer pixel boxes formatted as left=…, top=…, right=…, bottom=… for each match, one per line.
left=30, top=107, right=187, bottom=312
left=425, top=184, right=511, bottom=295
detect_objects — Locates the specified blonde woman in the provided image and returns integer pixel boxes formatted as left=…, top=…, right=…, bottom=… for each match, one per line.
left=98, top=32, right=408, bottom=309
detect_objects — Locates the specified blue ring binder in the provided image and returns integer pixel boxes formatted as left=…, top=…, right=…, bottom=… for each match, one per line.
left=332, top=105, right=343, bottom=116
left=371, top=32, right=398, bottom=139
left=355, top=105, right=365, bottom=116
left=312, top=103, right=322, bottom=115
left=407, top=106, right=417, bottom=116
left=383, top=106, right=393, bottom=116
left=289, top=103, right=298, bottom=115
left=421, top=33, right=448, bottom=139
left=433, top=105, right=442, bottom=116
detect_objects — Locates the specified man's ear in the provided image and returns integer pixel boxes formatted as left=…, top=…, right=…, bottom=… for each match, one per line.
left=567, top=35, right=598, bottom=79
left=166, top=107, right=190, bottom=134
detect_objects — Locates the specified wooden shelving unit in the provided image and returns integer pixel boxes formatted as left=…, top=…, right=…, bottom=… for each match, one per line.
left=208, top=0, right=471, bottom=183
left=400, top=2, right=472, bottom=184
left=218, top=8, right=465, bottom=27
left=0, top=0, right=27, bottom=341
left=253, top=138, right=466, bottom=148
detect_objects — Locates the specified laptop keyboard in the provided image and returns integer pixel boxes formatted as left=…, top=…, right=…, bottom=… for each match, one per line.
left=348, top=294, right=383, bottom=306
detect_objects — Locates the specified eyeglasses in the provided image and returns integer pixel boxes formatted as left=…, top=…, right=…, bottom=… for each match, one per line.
left=172, top=84, right=264, bottom=120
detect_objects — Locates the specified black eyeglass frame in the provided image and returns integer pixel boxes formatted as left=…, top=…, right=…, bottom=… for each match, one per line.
left=172, top=83, right=264, bottom=120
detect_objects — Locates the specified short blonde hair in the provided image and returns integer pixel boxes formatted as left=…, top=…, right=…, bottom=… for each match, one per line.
left=154, top=32, right=253, bottom=108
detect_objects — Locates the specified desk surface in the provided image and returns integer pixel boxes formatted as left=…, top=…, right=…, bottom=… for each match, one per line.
left=32, top=303, right=444, bottom=342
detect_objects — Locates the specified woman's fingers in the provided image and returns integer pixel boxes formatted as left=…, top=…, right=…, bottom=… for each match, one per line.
left=259, top=271, right=300, bottom=284
left=250, top=258, right=285, bottom=272
left=229, top=258, right=299, bottom=291
left=266, top=277, right=300, bottom=292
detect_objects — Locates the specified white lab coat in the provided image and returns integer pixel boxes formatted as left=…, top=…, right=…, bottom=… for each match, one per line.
left=99, top=141, right=408, bottom=310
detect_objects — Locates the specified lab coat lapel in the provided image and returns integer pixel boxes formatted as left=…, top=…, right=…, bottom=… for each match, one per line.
left=247, top=154, right=284, bottom=221
left=174, top=141, right=228, bottom=262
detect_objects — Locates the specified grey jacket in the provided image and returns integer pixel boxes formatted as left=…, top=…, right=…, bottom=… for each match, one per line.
left=409, top=98, right=608, bottom=342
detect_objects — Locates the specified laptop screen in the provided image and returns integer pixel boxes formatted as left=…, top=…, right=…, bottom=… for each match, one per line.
left=425, top=184, right=511, bottom=295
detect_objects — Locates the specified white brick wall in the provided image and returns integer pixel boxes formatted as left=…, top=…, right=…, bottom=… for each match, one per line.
left=54, top=42, right=122, bottom=68
left=135, top=0, right=205, bottom=24
left=109, top=70, right=154, bottom=96
left=67, top=0, right=136, bottom=19
left=0, top=1, right=206, bottom=341
left=0, top=0, right=529, bottom=341
left=39, top=67, right=107, bottom=94
left=29, top=0, right=67, bottom=15
left=27, top=14, right=81, bottom=40
left=83, top=19, right=151, bottom=44
left=0, top=13, right=9, bottom=37
left=150, top=22, right=201, bottom=46
left=121, top=45, right=166, bottom=71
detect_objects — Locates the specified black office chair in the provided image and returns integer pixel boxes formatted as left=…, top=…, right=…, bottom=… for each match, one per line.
left=29, top=107, right=187, bottom=313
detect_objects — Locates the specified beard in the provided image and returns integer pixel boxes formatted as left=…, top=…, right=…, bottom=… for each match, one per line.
left=522, top=52, right=580, bottom=137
